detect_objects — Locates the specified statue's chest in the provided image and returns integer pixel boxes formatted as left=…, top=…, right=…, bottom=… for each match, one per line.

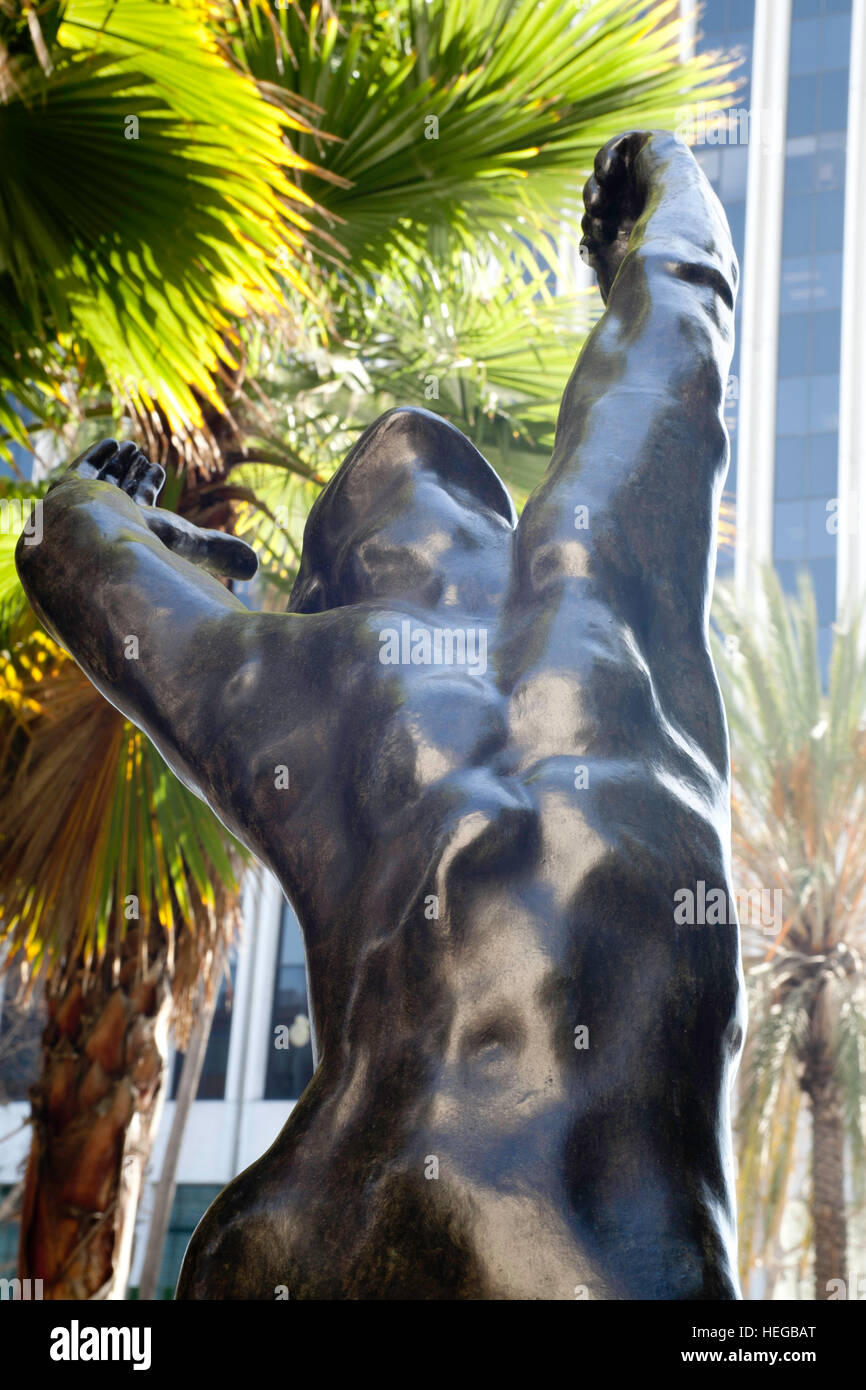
left=352, top=660, right=510, bottom=819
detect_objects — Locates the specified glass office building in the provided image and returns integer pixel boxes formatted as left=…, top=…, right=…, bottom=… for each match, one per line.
left=693, top=0, right=861, bottom=670
left=688, top=0, right=755, bottom=556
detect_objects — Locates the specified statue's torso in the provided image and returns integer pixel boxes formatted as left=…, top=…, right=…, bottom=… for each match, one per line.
left=181, top=601, right=743, bottom=1299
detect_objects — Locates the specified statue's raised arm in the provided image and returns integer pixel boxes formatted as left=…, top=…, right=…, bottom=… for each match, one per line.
left=502, top=130, right=737, bottom=774
left=15, top=441, right=298, bottom=859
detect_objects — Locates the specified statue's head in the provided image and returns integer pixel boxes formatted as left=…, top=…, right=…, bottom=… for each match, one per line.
left=287, top=407, right=516, bottom=616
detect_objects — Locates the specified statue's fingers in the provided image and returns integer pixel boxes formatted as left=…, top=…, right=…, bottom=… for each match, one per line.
left=594, top=132, right=632, bottom=185
left=58, top=437, right=118, bottom=483
left=87, top=438, right=119, bottom=464
left=578, top=238, right=594, bottom=267
left=80, top=438, right=119, bottom=471
left=595, top=129, right=646, bottom=184
left=143, top=510, right=257, bottom=580
left=98, top=439, right=138, bottom=483
left=126, top=451, right=166, bottom=507
left=139, top=463, right=166, bottom=508
left=199, top=529, right=258, bottom=582
left=580, top=210, right=610, bottom=246
left=579, top=212, right=601, bottom=269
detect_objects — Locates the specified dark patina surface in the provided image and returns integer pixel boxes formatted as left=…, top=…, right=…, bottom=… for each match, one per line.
left=17, top=131, right=745, bottom=1299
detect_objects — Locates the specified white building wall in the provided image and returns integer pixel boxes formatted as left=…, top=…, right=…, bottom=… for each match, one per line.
left=126, top=868, right=295, bottom=1288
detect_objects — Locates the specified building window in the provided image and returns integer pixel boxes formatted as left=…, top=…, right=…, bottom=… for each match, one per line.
left=264, top=901, right=314, bottom=1101
left=696, top=0, right=756, bottom=570
left=773, top=1, right=849, bottom=681
left=170, top=953, right=237, bottom=1102
left=130, top=1183, right=222, bottom=1300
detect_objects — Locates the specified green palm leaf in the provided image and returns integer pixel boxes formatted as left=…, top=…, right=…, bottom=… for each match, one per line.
left=229, top=0, right=740, bottom=280
left=0, top=0, right=311, bottom=447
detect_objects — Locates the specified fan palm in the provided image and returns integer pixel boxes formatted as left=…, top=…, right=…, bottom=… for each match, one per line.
left=714, top=570, right=866, bottom=1301
left=230, top=0, right=737, bottom=280
left=1, top=0, right=738, bottom=1298
left=0, top=0, right=317, bottom=453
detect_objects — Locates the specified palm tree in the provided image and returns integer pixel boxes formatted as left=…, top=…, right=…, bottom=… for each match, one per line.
left=713, top=570, right=866, bottom=1300
left=1, top=0, right=737, bottom=1298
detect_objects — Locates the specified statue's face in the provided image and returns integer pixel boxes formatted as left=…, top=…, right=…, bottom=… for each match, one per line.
left=289, top=469, right=513, bottom=617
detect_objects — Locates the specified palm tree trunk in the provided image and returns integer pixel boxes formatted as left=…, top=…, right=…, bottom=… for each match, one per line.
left=17, top=922, right=170, bottom=1299
left=803, top=1053, right=847, bottom=1300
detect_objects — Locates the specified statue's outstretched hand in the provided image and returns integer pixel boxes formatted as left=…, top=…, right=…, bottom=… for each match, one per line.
left=579, top=129, right=657, bottom=304
left=57, top=437, right=258, bottom=582
left=580, top=129, right=707, bottom=305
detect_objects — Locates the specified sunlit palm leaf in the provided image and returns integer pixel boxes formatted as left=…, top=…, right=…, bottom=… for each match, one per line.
left=226, top=248, right=595, bottom=595
left=229, top=0, right=740, bottom=280
left=0, top=0, right=311, bottom=447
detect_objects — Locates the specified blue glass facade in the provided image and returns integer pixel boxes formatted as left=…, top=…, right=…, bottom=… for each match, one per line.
left=693, top=0, right=756, bottom=578
left=776, top=0, right=850, bottom=671
left=170, top=951, right=238, bottom=1101
left=0, top=400, right=35, bottom=481
left=697, top=0, right=851, bottom=667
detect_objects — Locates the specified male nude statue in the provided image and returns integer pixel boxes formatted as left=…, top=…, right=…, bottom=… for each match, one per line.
left=17, top=131, right=745, bottom=1300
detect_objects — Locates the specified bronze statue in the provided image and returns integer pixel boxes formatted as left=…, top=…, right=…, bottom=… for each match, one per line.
left=17, top=131, right=745, bottom=1299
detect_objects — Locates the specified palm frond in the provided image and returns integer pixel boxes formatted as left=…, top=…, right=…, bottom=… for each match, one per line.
left=230, top=0, right=741, bottom=282
left=836, top=979, right=866, bottom=1203
left=736, top=976, right=811, bottom=1275
left=0, top=0, right=310, bottom=446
